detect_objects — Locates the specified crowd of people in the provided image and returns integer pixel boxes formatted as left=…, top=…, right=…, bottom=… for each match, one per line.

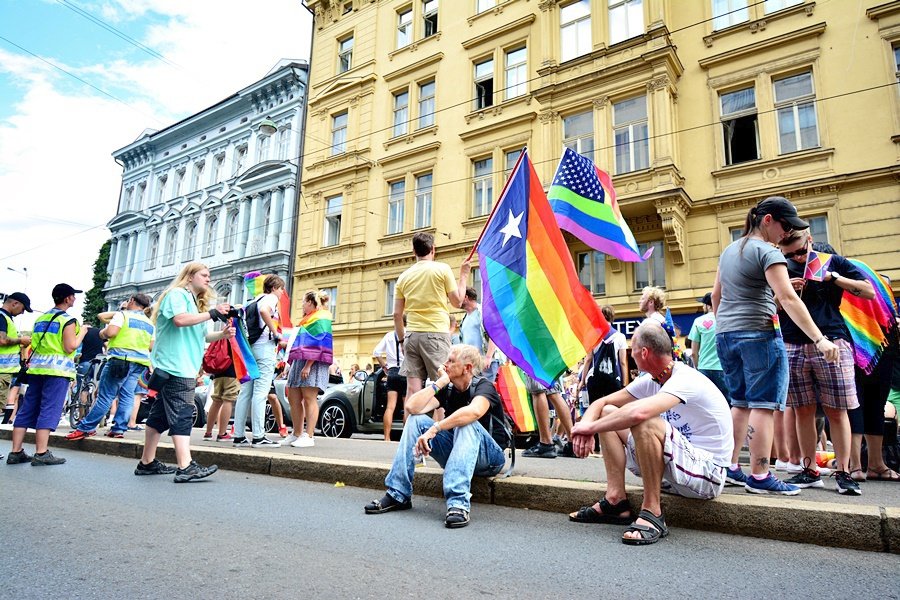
left=2, top=197, right=898, bottom=542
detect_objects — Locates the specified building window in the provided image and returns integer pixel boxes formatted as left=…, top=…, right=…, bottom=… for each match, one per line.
left=211, top=154, right=224, bottom=184
left=414, top=172, right=432, bottom=229
left=505, top=148, right=522, bottom=178
left=192, top=161, right=205, bottom=191
left=321, top=286, right=338, bottom=321
left=156, top=176, right=167, bottom=204
left=224, top=210, right=239, bottom=252
left=474, top=58, right=494, bottom=110
left=476, top=0, right=495, bottom=14
left=277, top=127, right=291, bottom=160
left=765, top=0, right=803, bottom=13
left=146, top=232, right=159, bottom=269
left=182, top=221, right=197, bottom=262
left=393, top=90, right=409, bottom=137
left=504, top=46, right=527, bottom=100
left=173, top=168, right=185, bottom=197
left=163, top=225, right=177, bottom=265
left=233, top=146, right=247, bottom=176
left=338, top=35, right=353, bottom=73
left=560, top=0, right=591, bottom=62
left=123, top=187, right=134, bottom=211
left=203, top=216, right=217, bottom=256
left=564, top=110, right=594, bottom=160
left=137, top=182, right=146, bottom=209
left=471, top=266, right=482, bottom=298
left=387, top=180, right=405, bottom=234
left=331, top=112, right=348, bottom=155
left=712, top=0, right=748, bottom=30
left=397, top=8, right=412, bottom=48
left=808, top=215, right=829, bottom=245
left=894, top=44, right=900, bottom=87
left=423, top=0, right=438, bottom=37
left=774, top=71, right=819, bottom=154
left=729, top=226, right=743, bottom=242
left=720, top=86, right=759, bottom=165
left=256, top=134, right=270, bottom=162
left=418, top=81, right=435, bottom=129
left=385, top=279, right=397, bottom=316
left=472, top=157, right=493, bottom=217
left=634, top=241, right=664, bottom=289
left=262, top=201, right=271, bottom=239
left=578, top=251, right=606, bottom=295
left=609, top=0, right=643, bottom=46
left=613, top=96, right=649, bottom=174
left=323, top=195, right=342, bottom=247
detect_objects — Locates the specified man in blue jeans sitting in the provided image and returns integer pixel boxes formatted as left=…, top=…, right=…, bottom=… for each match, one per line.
left=365, top=344, right=509, bottom=528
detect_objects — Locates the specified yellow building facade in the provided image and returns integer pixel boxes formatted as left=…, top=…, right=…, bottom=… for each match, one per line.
left=298, top=0, right=900, bottom=369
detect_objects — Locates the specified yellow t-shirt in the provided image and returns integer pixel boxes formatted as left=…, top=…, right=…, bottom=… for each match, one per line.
left=395, top=260, right=455, bottom=333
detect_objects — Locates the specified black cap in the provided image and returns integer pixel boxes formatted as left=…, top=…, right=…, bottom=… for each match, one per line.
left=6, top=292, right=32, bottom=312
left=696, top=292, right=713, bottom=306
left=756, top=196, right=809, bottom=230
left=52, top=283, right=83, bottom=302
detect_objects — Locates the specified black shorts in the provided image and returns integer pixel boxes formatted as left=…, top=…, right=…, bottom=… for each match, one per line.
left=146, top=375, right=196, bottom=436
left=386, top=367, right=407, bottom=396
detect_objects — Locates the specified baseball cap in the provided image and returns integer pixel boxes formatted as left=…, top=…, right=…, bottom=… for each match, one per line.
left=696, top=292, right=713, bottom=306
left=52, top=283, right=83, bottom=302
left=7, top=292, right=32, bottom=312
left=756, top=196, right=809, bottom=230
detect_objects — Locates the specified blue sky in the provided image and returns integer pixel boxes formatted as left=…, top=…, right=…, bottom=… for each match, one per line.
left=0, top=0, right=312, bottom=323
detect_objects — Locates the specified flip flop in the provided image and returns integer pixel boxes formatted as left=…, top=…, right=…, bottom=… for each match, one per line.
left=866, top=468, right=900, bottom=482
left=849, top=469, right=867, bottom=482
left=568, top=497, right=632, bottom=524
left=622, top=509, right=669, bottom=546
left=128, top=425, right=144, bottom=431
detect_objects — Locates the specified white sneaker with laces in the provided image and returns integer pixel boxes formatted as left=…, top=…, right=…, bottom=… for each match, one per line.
left=775, top=460, right=791, bottom=471
left=786, top=462, right=803, bottom=474
left=283, top=434, right=299, bottom=446
left=291, top=434, right=315, bottom=448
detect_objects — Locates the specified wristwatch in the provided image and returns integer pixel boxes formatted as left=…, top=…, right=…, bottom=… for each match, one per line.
left=829, top=271, right=840, bottom=282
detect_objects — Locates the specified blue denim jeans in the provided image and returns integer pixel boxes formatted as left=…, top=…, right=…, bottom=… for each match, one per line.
left=385, top=413, right=506, bottom=511
left=699, top=368, right=732, bottom=406
left=77, top=361, right=144, bottom=433
left=233, top=341, right=276, bottom=440
left=716, top=330, right=788, bottom=410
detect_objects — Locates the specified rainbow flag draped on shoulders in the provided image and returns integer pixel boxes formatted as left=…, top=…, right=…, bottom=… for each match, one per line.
left=839, top=259, right=898, bottom=374
left=476, top=149, right=608, bottom=387
left=229, top=317, right=261, bottom=383
left=288, top=309, right=333, bottom=364
left=548, top=148, right=652, bottom=262
left=495, top=362, right=536, bottom=433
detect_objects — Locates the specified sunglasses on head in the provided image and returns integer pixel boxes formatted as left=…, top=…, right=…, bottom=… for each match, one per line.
left=783, top=246, right=809, bottom=259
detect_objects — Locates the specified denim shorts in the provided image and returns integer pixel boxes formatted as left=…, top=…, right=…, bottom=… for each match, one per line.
left=716, top=330, right=788, bottom=410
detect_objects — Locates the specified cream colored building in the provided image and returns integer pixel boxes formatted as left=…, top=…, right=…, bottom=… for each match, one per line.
left=298, top=0, right=900, bottom=369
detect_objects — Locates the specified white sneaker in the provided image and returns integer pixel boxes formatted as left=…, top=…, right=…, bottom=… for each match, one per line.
left=775, top=460, right=792, bottom=471
left=786, top=462, right=804, bottom=474
left=291, top=435, right=315, bottom=448
left=282, top=434, right=299, bottom=446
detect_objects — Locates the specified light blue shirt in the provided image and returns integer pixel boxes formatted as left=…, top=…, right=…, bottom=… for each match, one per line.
left=151, top=288, right=207, bottom=378
left=460, top=306, right=485, bottom=354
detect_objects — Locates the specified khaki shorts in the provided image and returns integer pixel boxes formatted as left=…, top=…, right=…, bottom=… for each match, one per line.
left=211, top=377, right=240, bottom=402
left=0, top=374, right=11, bottom=405
left=400, top=332, right=451, bottom=381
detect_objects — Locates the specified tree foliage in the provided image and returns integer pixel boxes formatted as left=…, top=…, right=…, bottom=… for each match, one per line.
left=82, top=239, right=111, bottom=324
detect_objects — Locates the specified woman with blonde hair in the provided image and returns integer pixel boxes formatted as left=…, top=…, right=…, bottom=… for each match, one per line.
left=137, top=262, right=235, bottom=482
left=285, top=290, right=333, bottom=448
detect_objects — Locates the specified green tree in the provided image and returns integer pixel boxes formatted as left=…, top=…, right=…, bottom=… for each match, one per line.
left=82, top=239, right=111, bottom=324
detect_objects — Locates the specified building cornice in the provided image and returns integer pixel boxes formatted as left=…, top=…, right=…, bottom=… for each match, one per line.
left=698, top=22, right=827, bottom=70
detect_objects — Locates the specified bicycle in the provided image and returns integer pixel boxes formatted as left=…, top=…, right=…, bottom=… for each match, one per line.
left=64, top=355, right=107, bottom=429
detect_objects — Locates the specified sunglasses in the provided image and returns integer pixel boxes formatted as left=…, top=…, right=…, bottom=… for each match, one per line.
left=783, top=246, right=809, bottom=259
left=776, top=219, right=795, bottom=234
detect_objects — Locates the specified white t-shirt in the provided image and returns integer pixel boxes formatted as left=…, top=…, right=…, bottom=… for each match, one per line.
left=252, top=293, right=279, bottom=347
left=642, top=312, right=666, bottom=327
left=110, top=312, right=126, bottom=327
left=625, top=362, right=734, bottom=466
left=373, top=331, right=404, bottom=369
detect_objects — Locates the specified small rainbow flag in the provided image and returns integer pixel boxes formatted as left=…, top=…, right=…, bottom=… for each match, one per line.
left=229, top=317, right=261, bottom=383
left=840, top=259, right=898, bottom=374
left=548, top=148, right=652, bottom=263
left=288, top=309, right=333, bottom=364
left=244, top=271, right=265, bottom=299
left=495, top=362, right=536, bottom=433
left=804, top=247, right=833, bottom=282
left=276, top=288, right=293, bottom=330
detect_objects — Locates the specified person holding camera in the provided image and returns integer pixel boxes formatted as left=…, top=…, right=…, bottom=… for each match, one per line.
left=66, top=293, right=154, bottom=441
left=135, top=262, right=234, bottom=483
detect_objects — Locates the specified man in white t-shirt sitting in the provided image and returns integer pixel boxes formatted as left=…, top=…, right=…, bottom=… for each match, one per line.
left=568, top=323, right=733, bottom=546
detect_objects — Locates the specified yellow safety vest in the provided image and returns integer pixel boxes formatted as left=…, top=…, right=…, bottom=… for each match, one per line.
left=0, top=311, right=20, bottom=374
left=107, top=311, right=154, bottom=366
left=28, top=310, right=79, bottom=379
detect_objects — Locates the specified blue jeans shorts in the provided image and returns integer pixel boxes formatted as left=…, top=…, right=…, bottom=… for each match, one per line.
left=716, top=330, right=788, bottom=411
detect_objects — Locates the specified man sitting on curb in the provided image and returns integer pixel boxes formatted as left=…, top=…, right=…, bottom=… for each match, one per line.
left=568, top=323, right=733, bottom=545
left=364, top=344, right=509, bottom=528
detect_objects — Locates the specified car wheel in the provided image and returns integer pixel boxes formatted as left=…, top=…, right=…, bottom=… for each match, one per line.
left=319, top=401, right=352, bottom=438
left=192, top=397, right=206, bottom=428
left=264, top=403, right=277, bottom=433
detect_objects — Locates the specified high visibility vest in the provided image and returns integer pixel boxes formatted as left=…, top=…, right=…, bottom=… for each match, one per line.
left=27, top=310, right=79, bottom=379
left=0, top=311, right=20, bottom=374
left=107, top=311, right=154, bottom=366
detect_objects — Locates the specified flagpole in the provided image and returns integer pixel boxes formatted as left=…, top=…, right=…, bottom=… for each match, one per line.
left=466, top=147, right=528, bottom=261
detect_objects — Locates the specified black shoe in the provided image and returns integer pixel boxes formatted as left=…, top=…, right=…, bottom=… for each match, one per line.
left=784, top=468, right=824, bottom=489
left=174, top=460, right=218, bottom=483
left=559, top=442, right=576, bottom=458
left=6, top=450, right=32, bottom=465
left=834, top=471, right=862, bottom=496
left=445, top=507, right=470, bottom=529
left=134, top=458, right=176, bottom=476
left=522, top=442, right=557, bottom=459
left=31, top=450, right=66, bottom=466
left=365, top=493, right=412, bottom=514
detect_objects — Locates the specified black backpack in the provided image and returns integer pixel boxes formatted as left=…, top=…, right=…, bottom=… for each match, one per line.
left=587, top=331, right=622, bottom=402
left=244, top=299, right=265, bottom=345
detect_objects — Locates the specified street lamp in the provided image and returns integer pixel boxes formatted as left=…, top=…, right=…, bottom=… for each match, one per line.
left=6, top=266, right=28, bottom=292
left=258, top=117, right=278, bottom=136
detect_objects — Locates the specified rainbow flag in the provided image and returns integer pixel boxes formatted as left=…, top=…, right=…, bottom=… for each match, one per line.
left=548, top=148, right=652, bottom=262
left=840, top=259, right=898, bottom=374
left=477, top=149, right=608, bottom=387
left=277, top=288, right=293, bottom=330
left=804, top=248, right=833, bottom=282
left=244, top=271, right=265, bottom=299
left=229, top=317, right=261, bottom=383
left=288, top=309, right=333, bottom=364
left=495, top=362, right=536, bottom=433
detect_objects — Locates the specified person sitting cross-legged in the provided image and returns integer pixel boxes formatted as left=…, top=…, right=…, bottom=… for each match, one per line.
left=364, top=344, right=509, bottom=529
left=568, top=323, right=734, bottom=545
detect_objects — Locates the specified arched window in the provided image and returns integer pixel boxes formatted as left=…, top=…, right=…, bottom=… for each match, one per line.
left=164, top=226, right=178, bottom=265
left=262, top=200, right=271, bottom=239
left=224, top=210, right=239, bottom=252
left=147, top=232, right=159, bottom=268
left=182, top=221, right=197, bottom=262
left=204, top=216, right=217, bottom=256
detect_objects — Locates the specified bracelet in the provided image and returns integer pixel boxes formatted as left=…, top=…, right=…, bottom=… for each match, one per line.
left=430, top=382, right=440, bottom=394
left=432, top=420, right=441, bottom=432
left=813, top=336, right=826, bottom=346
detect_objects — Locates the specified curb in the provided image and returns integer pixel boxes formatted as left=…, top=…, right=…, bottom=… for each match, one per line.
left=3, top=430, right=896, bottom=553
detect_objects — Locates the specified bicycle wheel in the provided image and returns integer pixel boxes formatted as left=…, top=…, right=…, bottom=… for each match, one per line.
left=67, top=380, right=83, bottom=429
left=79, top=382, right=97, bottom=424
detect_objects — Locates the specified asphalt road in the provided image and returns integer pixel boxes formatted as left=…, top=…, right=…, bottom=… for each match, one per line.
left=2, top=450, right=898, bottom=600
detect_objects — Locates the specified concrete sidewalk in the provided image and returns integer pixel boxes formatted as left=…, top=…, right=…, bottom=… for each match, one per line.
left=2, top=425, right=898, bottom=553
